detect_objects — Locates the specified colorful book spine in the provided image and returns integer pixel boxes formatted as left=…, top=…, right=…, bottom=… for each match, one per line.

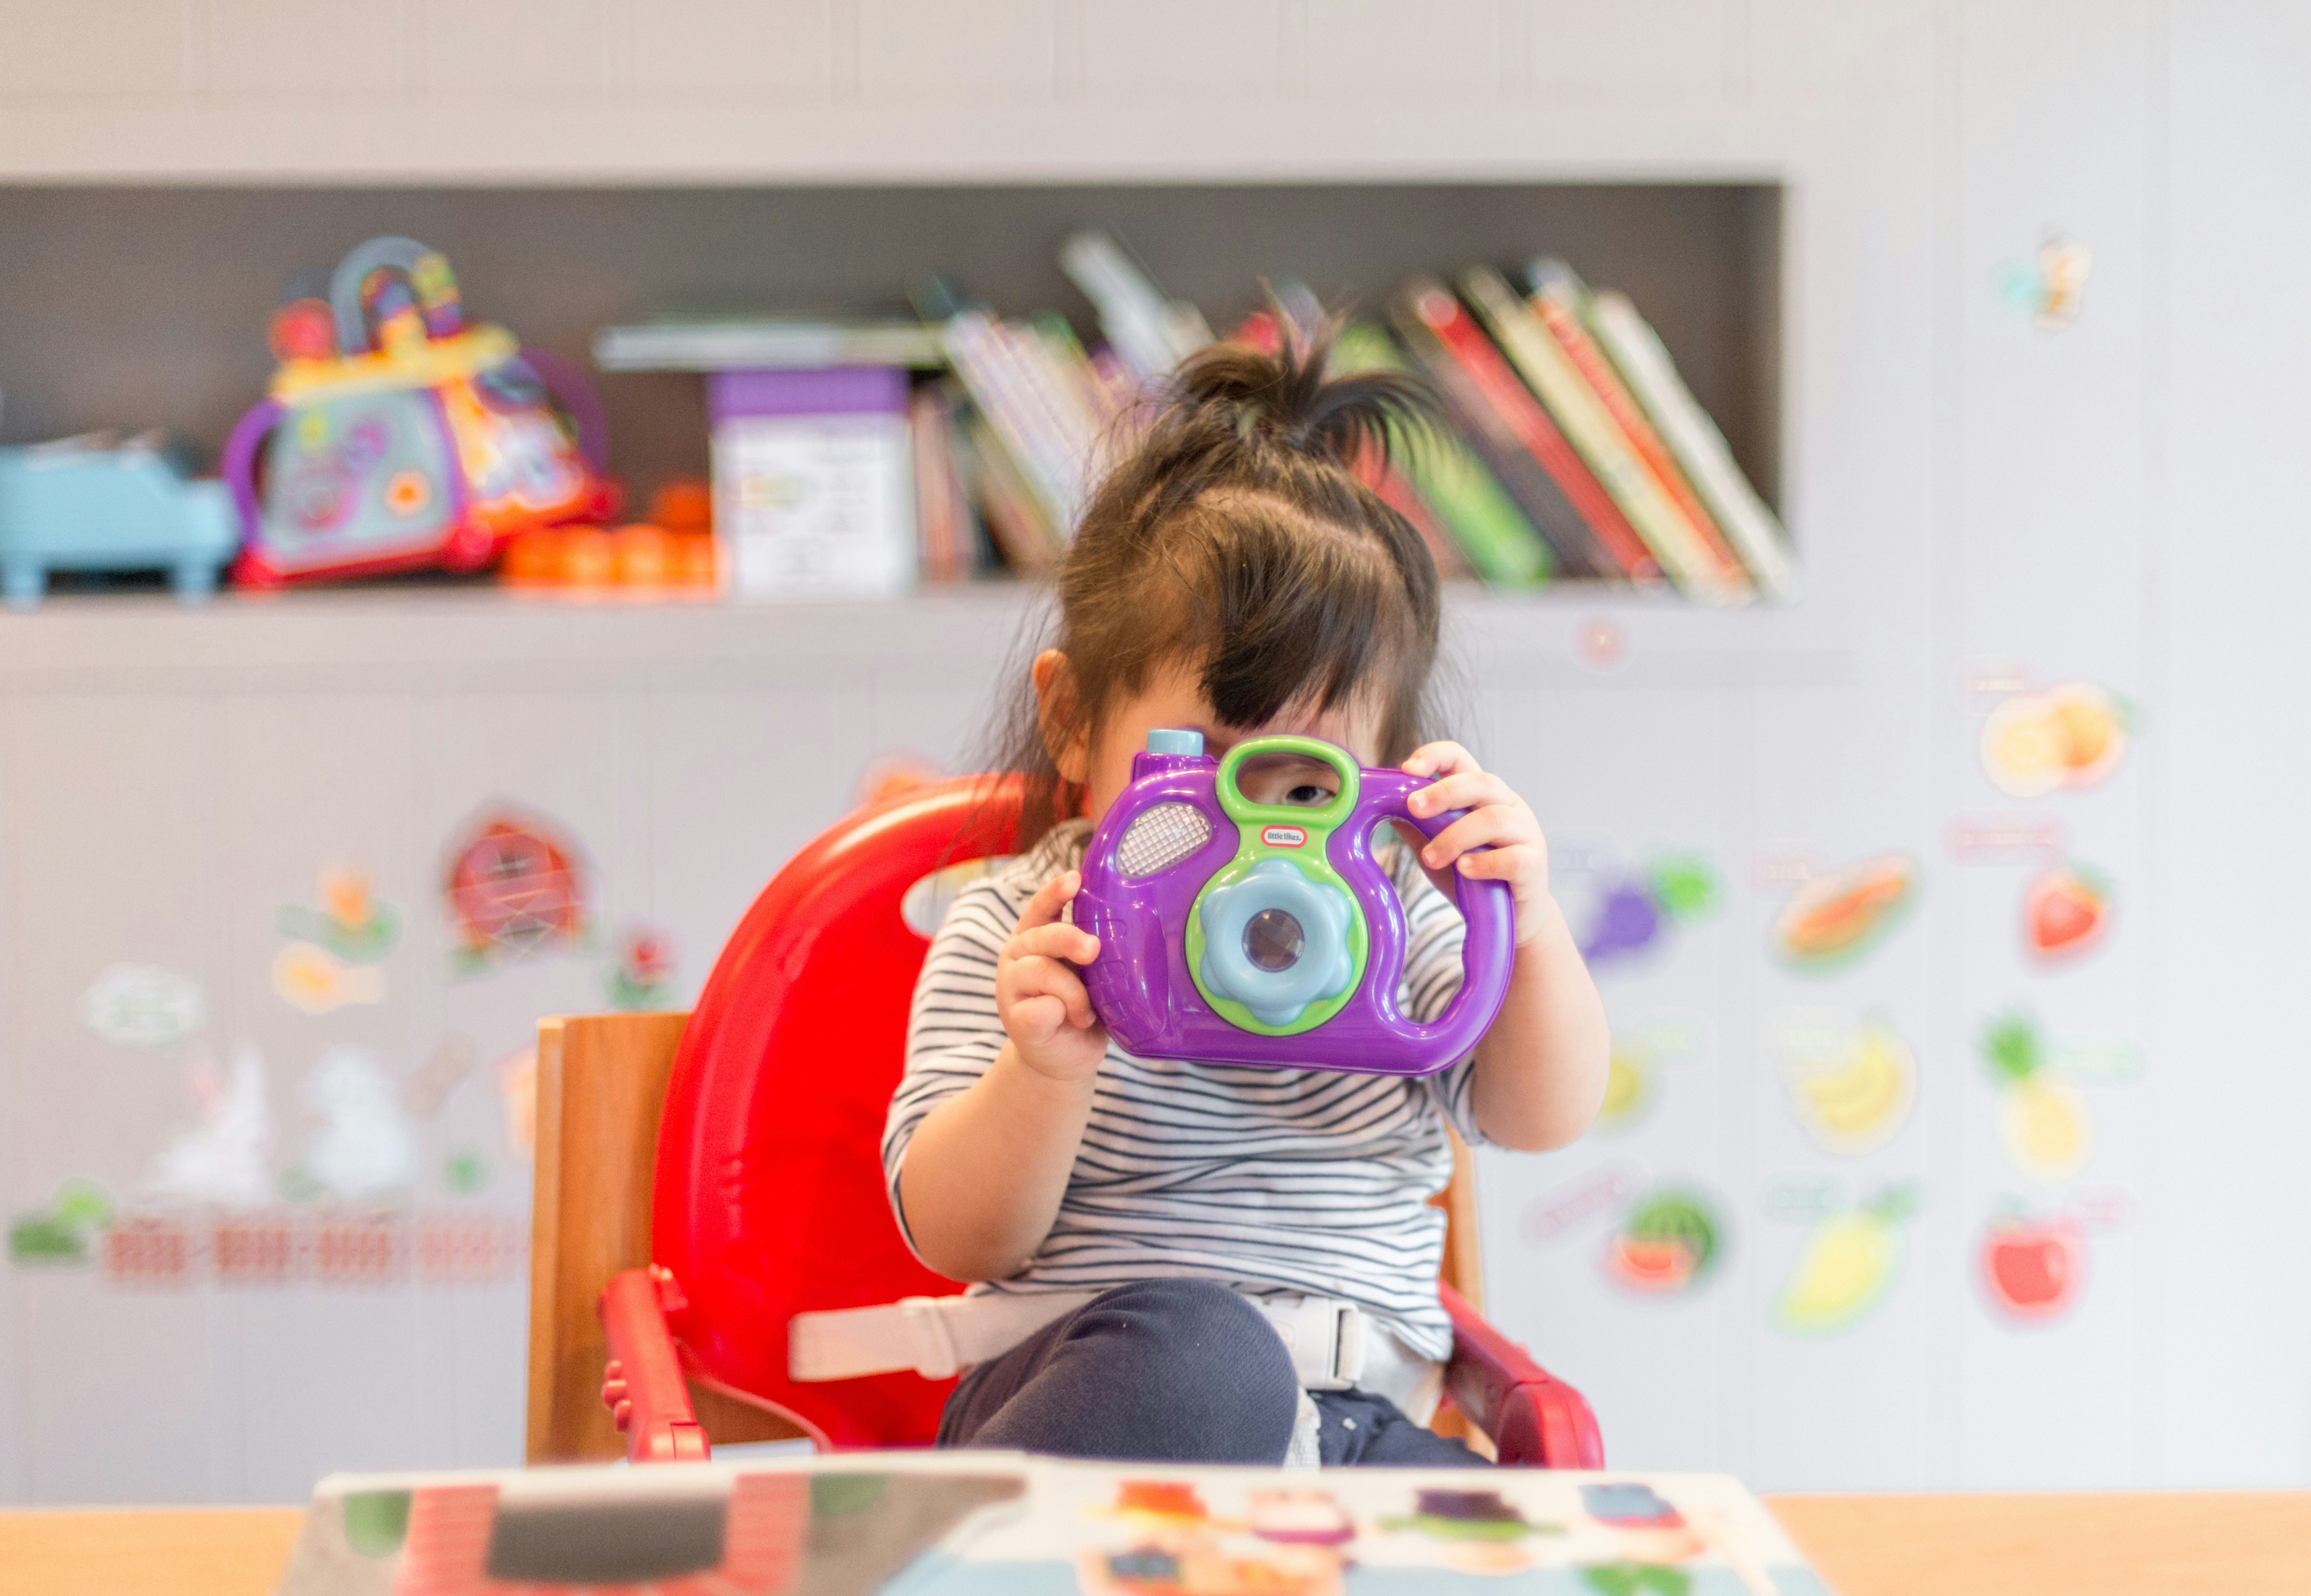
left=1392, top=279, right=1658, bottom=584
left=1388, top=286, right=1616, bottom=581
left=1461, top=266, right=1747, bottom=604
left=956, top=408, right=1062, bottom=573
left=909, top=385, right=969, bottom=583
left=1524, top=259, right=1755, bottom=596
left=1331, top=323, right=1550, bottom=588
left=1586, top=289, right=1798, bottom=601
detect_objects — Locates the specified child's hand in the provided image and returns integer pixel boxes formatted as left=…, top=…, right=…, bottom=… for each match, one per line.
left=998, top=869, right=1108, bottom=1083
left=1400, top=742, right=1559, bottom=949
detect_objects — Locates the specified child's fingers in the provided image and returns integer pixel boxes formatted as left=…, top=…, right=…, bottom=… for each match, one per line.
left=1453, top=843, right=1540, bottom=882
left=1401, top=740, right=1479, bottom=779
left=1420, top=807, right=1536, bottom=870
left=1407, top=769, right=1514, bottom=820
left=1007, top=992, right=1071, bottom=1044
left=1002, top=954, right=1098, bottom=1031
left=1015, top=868, right=1082, bottom=931
left=1006, top=922, right=1100, bottom=968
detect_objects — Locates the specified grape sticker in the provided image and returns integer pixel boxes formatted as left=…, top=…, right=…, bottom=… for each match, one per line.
left=1602, top=1187, right=1723, bottom=1297
left=2024, top=861, right=2112, bottom=963
left=1981, top=1011, right=2093, bottom=1182
left=1770, top=852, right=1918, bottom=970
left=1773, top=1183, right=1917, bottom=1336
left=1979, top=1204, right=2086, bottom=1322
left=1576, top=851, right=1722, bottom=971
left=1980, top=682, right=2129, bottom=796
left=1776, top=1012, right=1917, bottom=1156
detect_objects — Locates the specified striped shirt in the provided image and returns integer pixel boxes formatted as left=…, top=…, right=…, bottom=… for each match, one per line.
left=883, top=817, right=1484, bottom=1362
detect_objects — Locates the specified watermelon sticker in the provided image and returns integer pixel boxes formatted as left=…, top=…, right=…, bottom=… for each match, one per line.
left=1770, top=852, right=1918, bottom=970
left=1602, top=1186, right=1723, bottom=1297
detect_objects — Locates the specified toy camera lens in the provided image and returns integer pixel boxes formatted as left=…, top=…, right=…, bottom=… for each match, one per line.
left=1244, top=908, right=1304, bottom=972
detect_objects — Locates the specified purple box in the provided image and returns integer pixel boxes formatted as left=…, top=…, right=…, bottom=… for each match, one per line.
left=708, top=367, right=910, bottom=422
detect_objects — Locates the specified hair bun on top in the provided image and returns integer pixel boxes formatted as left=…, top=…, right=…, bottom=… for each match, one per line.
left=1167, top=313, right=1436, bottom=470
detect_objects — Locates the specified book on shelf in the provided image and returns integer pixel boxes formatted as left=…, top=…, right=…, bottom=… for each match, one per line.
left=1578, top=281, right=1798, bottom=601
left=595, top=317, right=947, bottom=372
left=1461, top=265, right=1749, bottom=605
left=1389, top=279, right=1648, bottom=584
left=1329, top=322, right=1552, bottom=589
left=1524, top=259, right=1764, bottom=599
left=599, top=232, right=1786, bottom=603
left=910, top=384, right=982, bottom=584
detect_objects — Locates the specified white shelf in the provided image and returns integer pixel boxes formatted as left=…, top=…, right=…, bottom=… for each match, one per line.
left=0, top=583, right=1848, bottom=694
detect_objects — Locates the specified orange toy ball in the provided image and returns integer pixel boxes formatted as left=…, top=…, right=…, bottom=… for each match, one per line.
left=672, top=533, right=720, bottom=589
left=562, top=525, right=617, bottom=587
left=613, top=523, right=673, bottom=587
left=501, top=526, right=568, bottom=588
left=650, top=478, right=713, bottom=535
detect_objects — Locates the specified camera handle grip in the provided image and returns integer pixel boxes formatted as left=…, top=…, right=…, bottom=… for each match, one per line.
left=1356, top=773, right=1516, bottom=1060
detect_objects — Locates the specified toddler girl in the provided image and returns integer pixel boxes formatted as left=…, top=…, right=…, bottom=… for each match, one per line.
left=883, top=322, right=1609, bottom=1468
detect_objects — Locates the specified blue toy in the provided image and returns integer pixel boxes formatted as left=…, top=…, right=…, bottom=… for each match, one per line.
left=0, top=434, right=239, bottom=607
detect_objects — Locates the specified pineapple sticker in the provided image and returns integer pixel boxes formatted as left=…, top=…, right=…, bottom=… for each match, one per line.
left=1774, top=1183, right=1918, bottom=1335
left=1981, top=1012, right=2093, bottom=1182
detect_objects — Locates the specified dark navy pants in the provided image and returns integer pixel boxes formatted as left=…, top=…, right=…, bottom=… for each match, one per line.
left=936, top=1278, right=1487, bottom=1468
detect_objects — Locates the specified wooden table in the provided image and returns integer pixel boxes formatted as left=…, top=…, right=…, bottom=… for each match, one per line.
left=2, top=1492, right=2305, bottom=1595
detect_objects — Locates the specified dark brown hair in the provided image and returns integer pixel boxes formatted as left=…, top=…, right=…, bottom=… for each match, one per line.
left=991, top=313, right=1446, bottom=843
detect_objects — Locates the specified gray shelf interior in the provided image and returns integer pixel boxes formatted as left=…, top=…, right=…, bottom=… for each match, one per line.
left=0, top=182, right=1781, bottom=518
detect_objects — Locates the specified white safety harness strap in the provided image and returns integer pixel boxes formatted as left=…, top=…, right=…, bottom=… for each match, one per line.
left=788, top=1288, right=1441, bottom=1426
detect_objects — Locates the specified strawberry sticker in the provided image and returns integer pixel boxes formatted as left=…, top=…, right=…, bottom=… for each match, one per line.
left=2024, top=863, right=2111, bottom=962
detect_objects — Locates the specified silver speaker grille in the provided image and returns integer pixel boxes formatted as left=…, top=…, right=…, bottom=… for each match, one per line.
left=1114, top=802, right=1213, bottom=878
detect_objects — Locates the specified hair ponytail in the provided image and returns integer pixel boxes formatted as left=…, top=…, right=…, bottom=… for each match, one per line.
left=988, top=308, right=1447, bottom=844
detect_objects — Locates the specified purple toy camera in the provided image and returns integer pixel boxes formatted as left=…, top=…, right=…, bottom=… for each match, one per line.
left=1074, top=730, right=1514, bottom=1076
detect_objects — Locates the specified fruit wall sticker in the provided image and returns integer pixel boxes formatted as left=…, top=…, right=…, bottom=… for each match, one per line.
left=1775, top=1012, right=1918, bottom=1155
left=2024, top=861, right=2112, bottom=963
left=605, top=925, right=675, bottom=1010
left=1980, top=1203, right=2086, bottom=1322
left=1770, top=852, right=1918, bottom=970
left=443, top=807, right=592, bottom=974
left=1981, top=682, right=2129, bottom=796
left=1577, top=852, right=1722, bottom=971
left=276, top=865, right=400, bottom=962
left=1994, top=234, right=2092, bottom=330
left=1981, top=1012, right=2093, bottom=1181
left=1595, top=1016, right=1707, bottom=1133
left=1773, top=1182, right=1918, bottom=1336
left=7, top=1180, right=113, bottom=1267
left=1603, top=1187, right=1724, bottom=1297
left=79, top=963, right=206, bottom=1047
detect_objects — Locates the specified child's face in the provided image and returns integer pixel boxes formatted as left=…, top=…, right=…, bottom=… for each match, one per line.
left=1051, top=653, right=1386, bottom=825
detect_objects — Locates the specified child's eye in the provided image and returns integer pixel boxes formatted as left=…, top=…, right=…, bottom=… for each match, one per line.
left=1285, top=784, right=1334, bottom=806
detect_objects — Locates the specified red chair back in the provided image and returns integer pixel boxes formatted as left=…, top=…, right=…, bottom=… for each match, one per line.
left=651, top=776, right=1022, bottom=1447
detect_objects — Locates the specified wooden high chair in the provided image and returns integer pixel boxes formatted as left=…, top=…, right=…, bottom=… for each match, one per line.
left=525, top=776, right=1601, bottom=1469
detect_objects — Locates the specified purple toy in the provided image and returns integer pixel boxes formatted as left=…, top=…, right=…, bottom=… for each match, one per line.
left=1074, top=730, right=1514, bottom=1076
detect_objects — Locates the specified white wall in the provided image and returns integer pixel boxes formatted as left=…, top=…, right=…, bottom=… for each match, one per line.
left=0, top=0, right=2306, bottom=1497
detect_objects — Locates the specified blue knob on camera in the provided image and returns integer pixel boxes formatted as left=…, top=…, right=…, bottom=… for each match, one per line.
left=1195, top=859, right=1358, bottom=1029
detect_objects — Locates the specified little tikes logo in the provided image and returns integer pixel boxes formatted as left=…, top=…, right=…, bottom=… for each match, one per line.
left=1261, top=825, right=1308, bottom=848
